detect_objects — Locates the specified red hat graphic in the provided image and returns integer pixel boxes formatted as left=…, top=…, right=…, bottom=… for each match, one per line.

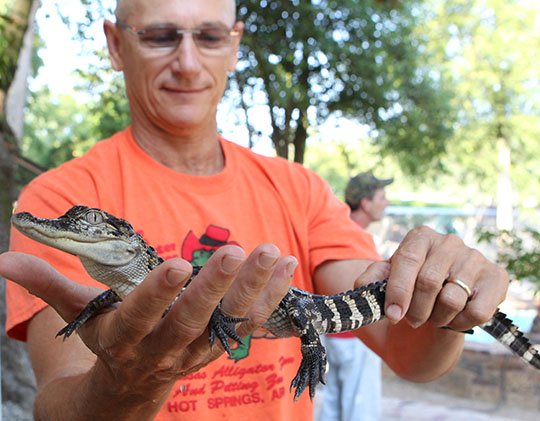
left=181, top=225, right=237, bottom=261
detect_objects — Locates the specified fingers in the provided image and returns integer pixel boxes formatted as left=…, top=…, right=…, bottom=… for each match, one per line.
left=148, top=244, right=296, bottom=365
left=449, top=266, right=508, bottom=331
left=405, top=234, right=469, bottom=327
left=385, top=227, right=434, bottom=323
left=220, top=244, right=281, bottom=318
left=385, top=226, right=509, bottom=331
left=236, top=254, right=297, bottom=333
left=96, top=258, right=193, bottom=349
left=428, top=249, right=484, bottom=327
left=0, top=251, right=103, bottom=319
left=149, top=245, right=246, bottom=351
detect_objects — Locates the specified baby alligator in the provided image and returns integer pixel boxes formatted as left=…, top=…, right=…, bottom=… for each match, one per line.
left=11, top=205, right=540, bottom=400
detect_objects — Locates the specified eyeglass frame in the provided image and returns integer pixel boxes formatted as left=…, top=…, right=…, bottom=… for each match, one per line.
left=115, top=19, right=241, bottom=55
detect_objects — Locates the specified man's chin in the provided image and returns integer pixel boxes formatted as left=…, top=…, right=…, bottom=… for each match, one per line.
left=159, top=107, right=210, bottom=127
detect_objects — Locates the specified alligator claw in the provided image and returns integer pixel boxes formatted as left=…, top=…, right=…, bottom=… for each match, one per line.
left=57, top=320, right=81, bottom=339
left=290, top=342, right=327, bottom=400
left=57, top=289, right=121, bottom=339
left=208, top=305, right=248, bottom=355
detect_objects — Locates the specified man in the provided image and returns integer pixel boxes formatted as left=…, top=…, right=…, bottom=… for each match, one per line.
left=346, top=172, right=393, bottom=230
left=316, top=172, right=393, bottom=421
left=0, top=1, right=508, bottom=420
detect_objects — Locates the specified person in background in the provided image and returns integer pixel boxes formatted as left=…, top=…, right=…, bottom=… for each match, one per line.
left=316, top=172, right=393, bottom=421
left=346, top=172, right=393, bottom=232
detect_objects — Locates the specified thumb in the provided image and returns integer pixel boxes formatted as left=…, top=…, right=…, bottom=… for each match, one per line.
left=0, top=251, right=102, bottom=321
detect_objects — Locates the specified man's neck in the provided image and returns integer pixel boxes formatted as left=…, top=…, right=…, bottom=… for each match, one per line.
left=130, top=121, right=224, bottom=175
left=350, top=209, right=371, bottom=229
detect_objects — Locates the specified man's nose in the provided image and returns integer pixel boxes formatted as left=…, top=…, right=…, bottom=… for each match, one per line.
left=171, top=34, right=203, bottom=75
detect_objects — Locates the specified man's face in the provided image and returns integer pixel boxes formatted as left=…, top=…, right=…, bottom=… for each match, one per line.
left=107, top=0, right=241, bottom=134
left=362, top=188, right=389, bottom=223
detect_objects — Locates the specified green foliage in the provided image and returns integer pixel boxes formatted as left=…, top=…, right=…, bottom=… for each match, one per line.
left=0, top=2, right=31, bottom=92
left=305, top=128, right=397, bottom=197
left=431, top=0, right=540, bottom=204
left=305, top=141, right=363, bottom=196
left=478, top=227, right=540, bottom=292
left=235, top=0, right=455, bottom=169
left=74, top=49, right=131, bottom=140
left=22, top=87, right=98, bottom=169
left=22, top=3, right=130, bottom=172
left=20, top=0, right=540, bottom=216
left=22, top=69, right=130, bottom=170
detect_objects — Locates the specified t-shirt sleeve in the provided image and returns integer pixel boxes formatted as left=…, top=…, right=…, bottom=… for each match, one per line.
left=6, top=180, right=104, bottom=341
left=303, top=168, right=381, bottom=274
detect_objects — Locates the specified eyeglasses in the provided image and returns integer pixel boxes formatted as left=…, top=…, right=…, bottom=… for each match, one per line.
left=116, top=20, right=239, bottom=56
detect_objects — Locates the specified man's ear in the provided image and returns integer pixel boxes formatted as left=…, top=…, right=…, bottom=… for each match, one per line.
left=359, top=197, right=371, bottom=211
left=227, top=21, right=245, bottom=72
left=104, top=19, right=124, bottom=71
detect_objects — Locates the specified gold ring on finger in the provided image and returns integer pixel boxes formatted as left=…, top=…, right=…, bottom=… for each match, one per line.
left=446, top=278, right=473, bottom=300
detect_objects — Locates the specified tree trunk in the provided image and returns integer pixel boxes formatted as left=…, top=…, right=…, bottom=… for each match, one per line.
left=529, top=307, right=540, bottom=343
left=1, top=0, right=40, bottom=418
left=495, top=129, right=513, bottom=230
left=0, top=127, right=36, bottom=421
left=292, top=109, right=307, bottom=164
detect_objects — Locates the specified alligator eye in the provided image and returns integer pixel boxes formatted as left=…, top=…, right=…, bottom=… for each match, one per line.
left=85, top=210, right=104, bottom=224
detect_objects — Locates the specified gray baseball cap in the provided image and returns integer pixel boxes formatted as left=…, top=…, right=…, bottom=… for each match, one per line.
left=345, top=172, right=393, bottom=209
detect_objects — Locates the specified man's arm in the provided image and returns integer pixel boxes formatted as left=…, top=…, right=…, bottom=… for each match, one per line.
left=313, top=226, right=508, bottom=382
left=1, top=245, right=296, bottom=420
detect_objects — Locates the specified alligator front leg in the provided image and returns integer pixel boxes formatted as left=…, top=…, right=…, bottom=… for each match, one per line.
left=208, top=304, right=248, bottom=355
left=288, top=297, right=327, bottom=400
left=57, top=289, right=121, bottom=339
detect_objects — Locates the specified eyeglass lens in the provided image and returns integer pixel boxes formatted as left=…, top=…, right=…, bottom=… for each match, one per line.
left=139, top=26, right=233, bottom=52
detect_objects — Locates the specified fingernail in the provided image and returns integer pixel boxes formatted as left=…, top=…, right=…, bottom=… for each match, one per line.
left=385, top=304, right=402, bottom=323
left=166, top=269, right=189, bottom=287
left=221, top=255, right=243, bottom=274
left=286, top=258, right=298, bottom=278
left=258, top=252, right=278, bottom=269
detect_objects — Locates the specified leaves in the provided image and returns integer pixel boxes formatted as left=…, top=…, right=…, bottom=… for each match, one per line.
left=478, top=227, right=540, bottom=292
left=0, top=0, right=34, bottom=92
left=436, top=0, right=540, bottom=201
left=234, top=0, right=455, bottom=167
left=17, top=0, right=540, bottom=208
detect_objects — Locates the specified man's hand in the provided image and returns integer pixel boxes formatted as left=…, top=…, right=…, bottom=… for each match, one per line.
left=383, top=226, right=509, bottom=332
left=315, top=225, right=509, bottom=382
left=0, top=244, right=297, bottom=418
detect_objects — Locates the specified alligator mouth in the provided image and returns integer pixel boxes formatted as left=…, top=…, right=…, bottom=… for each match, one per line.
left=21, top=226, right=108, bottom=243
left=12, top=213, right=110, bottom=244
left=13, top=222, right=136, bottom=266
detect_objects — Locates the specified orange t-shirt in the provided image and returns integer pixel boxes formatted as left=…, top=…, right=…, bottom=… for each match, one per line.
left=7, top=127, right=379, bottom=420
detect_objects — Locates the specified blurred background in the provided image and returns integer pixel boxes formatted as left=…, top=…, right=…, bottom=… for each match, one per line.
left=1, top=0, right=540, bottom=419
